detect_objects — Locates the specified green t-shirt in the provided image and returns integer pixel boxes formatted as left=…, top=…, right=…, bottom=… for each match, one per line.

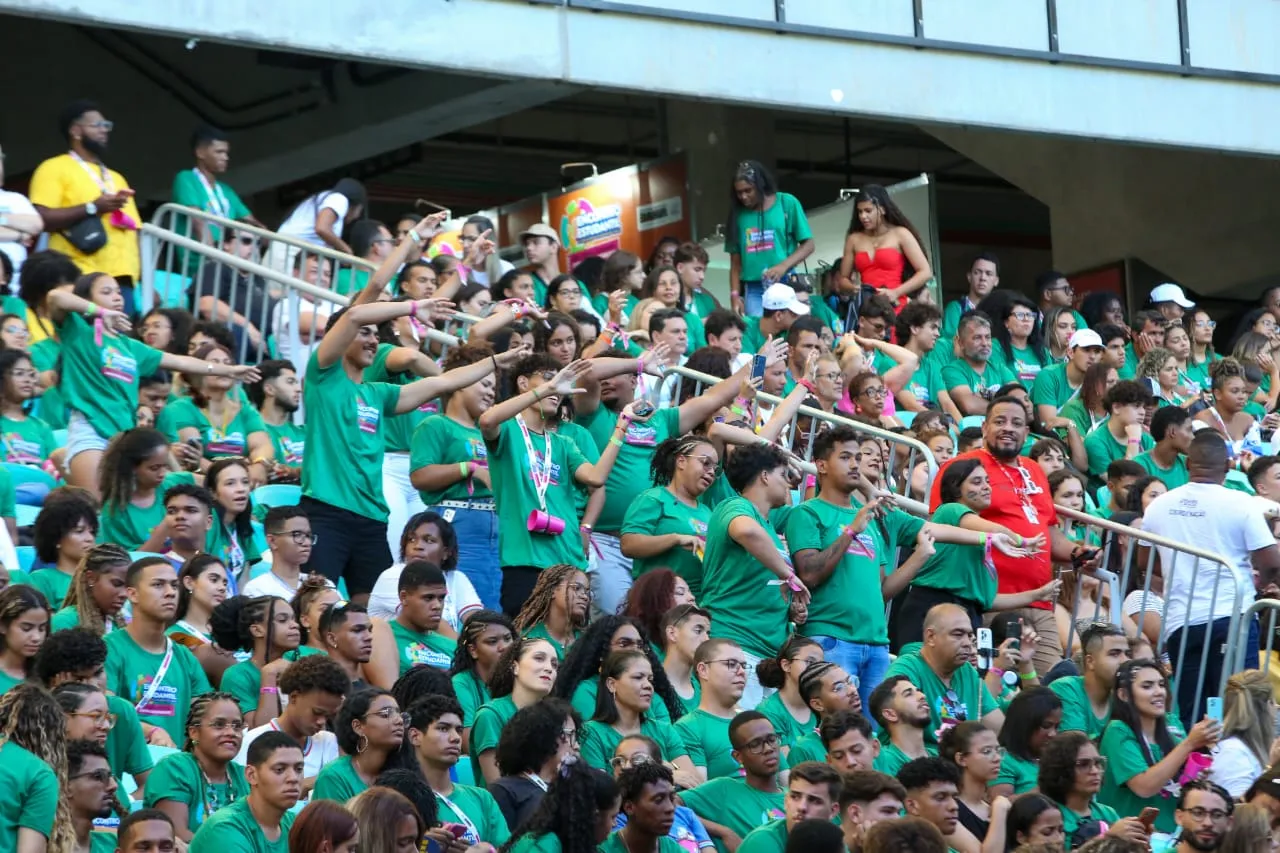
left=942, top=298, right=979, bottom=340
left=469, top=695, right=519, bottom=780
left=106, top=695, right=154, bottom=789
left=941, top=359, right=1016, bottom=402
left=29, top=338, right=69, bottom=430
left=205, top=517, right=261, bottom=582
left=301, top=351, right=401, bottom=520
left=910, top=503, right=997, bottom=607
left=570, top=676, right=672, bottom=725
left=621, top=486, right=711, bottom=588
left=170, top=169, right=252, bottom=272
left=333, top=267, right=371, bottom=299
left=389, top=619, right=456, bottom=676
left=522, top=624, right=579, bottom=661
left=580, top=718, right=688, bottom=772
left=57, top=312, right=164, bottom=439
left=1119, top=345, right=1138, bottom=381
left=785, top=498, right=923, bottom=644
left=742, top=317, right=766, bottom=357
left=884, top=652, right=997, bottom=744
left=144, top=751, right=249, bottom=832
left=486, top=417, right=590, bottom=569
left=787, top=731, right=826, bottom=765
left=577, top=406, right=681, bottom=532
left=994, top=750, right=1039, bottom=794
left=873, top=742, right=937, bottom=776
left=188, top=795, right=294, bottom=853
left=157, top=397, right=267, bottom=461
left=1058, top=800, right=1120, bottom=850
left=1048, top=676, right=1109, bottom=739
left=757, top=691, right=817, bottom=751
left=89, top=832, right=117, bottom=853
left=724, top=193, right=812, bottom=283
left=365, top=343, right=436, bottom=454
left=673, top=709, right=740, bottom=779
left=1134, top=451, right=1190, bottom=490
left=452, top=670, right=490, bottom=728
left=99, top=471, right=196, bottom=551
left=1084, top=426, right=1154, bottom=485
left=737, top=818, right=788, bottom=853
left=701, top=496, right=792, bottom=658
left=993, top=344, right=1047, bottom=385
left=901, top=358, right=946, bottom=409
left=50, top=605, right=111, bottom=633
left=1184, top=354, right=1220, bottom=395
left=508, top=833, right=563, bottom=853
left=28, top=568, right=73, bottom=609
left=1098, top=720, right=1177, bottom=833
left=1031, top=364, right=1082, bottom=412
left=221, top=660, right=271, bottom=714
left=105, top=631, right=214, bottom=744
left=435, top=784, right=512, bottom=846
left=601, top=833, right=683, bottom=853
left=263, top=420, right=305, bottom=468
left=312, top=754, right=369, bottom=804
left=680, top=777, right=785, bottom=853
left=0, top=415, right=57, bottom=467
left=699, top=472, right=737, bottom=514
left=1059, top=397, right=1108, bottom=438
left=0, top=740, right=57, bottom=851
left=410, top=414, right=492, bottom=504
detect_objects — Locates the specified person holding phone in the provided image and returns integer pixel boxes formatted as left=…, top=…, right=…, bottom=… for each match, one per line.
left=1038, top=731, right=1149, bottom=850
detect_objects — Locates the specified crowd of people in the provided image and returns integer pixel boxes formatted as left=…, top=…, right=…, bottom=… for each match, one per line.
left=2, top=101, right=1280, bottom=853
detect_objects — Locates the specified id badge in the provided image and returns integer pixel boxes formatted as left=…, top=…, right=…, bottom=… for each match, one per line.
left=1022, top=503, right=1039, bottom=524
left=442, top=508, right=456, bottom=522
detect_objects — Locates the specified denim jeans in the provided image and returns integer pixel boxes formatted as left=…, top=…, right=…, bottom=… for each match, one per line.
left=430, top=504, right=502, bottom=612
left=589, top=532, right=633, bottom=619
left=807, top=635, right=891, bottom=715
left=743, top=280, right=764, bottom=317
left=1168, top=614, right=1258, bottom=725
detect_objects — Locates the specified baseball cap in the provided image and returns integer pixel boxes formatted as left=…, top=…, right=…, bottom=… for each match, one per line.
left=1068, top=329, right=1104, bottom=350
left=761, top=283, right=809, bottom=315
left=518, top=223, right=559, bottom=245
left=1150, top=283, right=1195, bottom=308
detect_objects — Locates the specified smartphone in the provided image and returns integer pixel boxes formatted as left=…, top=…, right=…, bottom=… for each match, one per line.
left=184, top=437, right=202, bottom=449
left=632, top=401, right=655, bottom=418
left=1138, top=807, right=1160, bottom=831
left=1010, top=618, right=1022, bottom=652
left=751, top=353, right=768, bottom=381
left=447, top=824, right=468, bottom=839
left=1206, top=696, right=1224, bottom=722
left=976, top=628, right=993, bottom=673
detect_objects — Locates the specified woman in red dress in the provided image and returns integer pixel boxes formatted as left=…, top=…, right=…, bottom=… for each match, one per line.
left=839, top=184, right=933, bottom=312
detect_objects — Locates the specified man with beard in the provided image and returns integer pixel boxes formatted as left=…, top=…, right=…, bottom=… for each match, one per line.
left=1049, top=622, right=1133, bottom=738
left=66, top=740, right=124, bottom=850
left=29, top=100, right=143, bottom=312
left=250, top=360, right=305, bottom=481
left=680, top=711, right=786, bottom=853
left=868, top=676, right=936, bottom=776
left=942, top=312, right=1016, bottom=416
left=738, top=763, right=842, bottom=853
left=1175, top=780, right=1233, bottom=853
left=928, top=395, right=1098, bottom=675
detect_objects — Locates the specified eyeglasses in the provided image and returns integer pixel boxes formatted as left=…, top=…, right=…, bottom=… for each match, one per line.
left=559, top=728, right=578, bottom=745
left=70, top=768, right=115, bottom=784
left=817, top=371, right=844, bottom=382
left=1183, top=807, right=1231, bottom=822
left=364, top=706, right=406, bottom=721
left=712, top=659, right=748, bottom=673
left=860, top=387, right=888, bottom=398
left=1074, top=756, right=1108, bottom=770
left=742, top=733, right=780, bottom=754
left=829, top=676, right=859, bottom=695
left=556, top=287, right=582, bottom=297
left=567, top=582, right=592, bottom=598
left=1010, top=312, right=1036, bottom=321
left=1196, top=320, right=1217, bottom=330
left=610, top=753, right=654, bottom=769
left=3, top=326, right=28, bottom=337
left=372, top=238, right=395, bottom=246
left=203, top=718, right=246, bottom=732
left=81, top=120, right=114, bottom=131
left=1047, top=283, right=1074, bottom=293
left=69, top=711, right=117, bottom=729
left=970, top=745, right=1005, bottom=758
left=272, top=530, right=318, bottom=545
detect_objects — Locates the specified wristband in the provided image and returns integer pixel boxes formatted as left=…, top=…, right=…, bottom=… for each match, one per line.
left=459, top=461, right=470, bottom=478
left=250, top=456, right=270, bottom=466
left=407, top=230, right=423, bottom=245
left=259, top=686, right=279, bottom=695
left=989, top=666, right=1006, bottom=679
left=610, top=436, right=624, bottom=448
left=581, top=524, right=593, bottom=532
left=730, top=405, right=746, bottom=417
left=532, top=387, right=543, bottom=401
left=1126, top=438, right=1140, bottom=445
left=1018, top=671, right=1037, bottom=681
left=979, top=532, right=988, bottom=547
left=85, top=302, right=99, bottom=317
left=409, top=301, right=418, bottom=319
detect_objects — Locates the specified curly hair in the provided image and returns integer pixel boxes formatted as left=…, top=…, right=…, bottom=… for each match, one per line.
left=1037, top=730, right=1090, bottom=804
left=182, top=691, right=241, bottom=752
left=277, top=653, right=350, bottom=698
left=513, top=565, right=588, bottom=636
left=500, top=759, right=619, bottom=853
left=487, top=637, right=557, bottom=700
left=0, top=683, right=73, bottom=853
left=0, top=584, right=50, bottom=672
left=210, top=595, right=293, bottom=658
left=863, top=817, right=947, bottom=853
left=391, top=664, right=457, bottom=711
left=33, top=494, right=98, bottom=564
left=33, top=626, right=106, bottom=686
left=621, top=570, right=684, bottom=646
left=373, top=768, right=440, bottom=827
left=616, top=760, right=672, bottom=805
left=449, top=610, right=515, bottom=678
left=552, top=616, right=684, bottom=721
left=495, top=697, right=581, bottom=777
left=61, top=544, right=130, bottom=636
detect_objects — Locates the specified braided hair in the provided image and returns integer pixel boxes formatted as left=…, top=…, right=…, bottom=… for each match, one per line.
left=513, top=564, right=587, bottom=635
left=449, top=610, right=515, bottom=678
left=0, top=683, right=73, bottom=853
left=650, top=435, right=716, bottom=487
left=552, top=616, right=684, bottom=721
left=290, top=575, right=338, bottom=646
left=499, top=758, right=618, bottom=853
left=210, top=595, right=294, bottom=659
left=182, top=691, right=241, bottom=752
left=61, top=544, right=130, bottom=635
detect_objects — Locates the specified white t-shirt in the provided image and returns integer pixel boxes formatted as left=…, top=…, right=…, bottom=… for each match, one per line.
left=0, top=190, right=37, bottom=284
left=277, top=192, right=351, bottom=247
left=367, top=562, right=482, bottom=631
left=1209, top=736, right=1265, bottom=798
left=1143, top=482, right=1274, bottom=637
left=235, top=718, right=339, bottom=786
left=242, top=570, right=333, bottom=602
left=468, top=258, right=514, bottom=288
left=273, top=297, right=335, bottom=375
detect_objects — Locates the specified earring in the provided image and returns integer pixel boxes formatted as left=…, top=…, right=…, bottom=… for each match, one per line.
left=356, top=734, right=368, bottom=754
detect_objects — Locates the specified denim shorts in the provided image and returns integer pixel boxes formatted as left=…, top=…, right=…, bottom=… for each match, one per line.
left=65, top=411, right=110, bottom=463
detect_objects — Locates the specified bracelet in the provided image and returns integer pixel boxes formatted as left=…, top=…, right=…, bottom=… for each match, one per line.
left=407, top=230, right=423, bottom=245
left=1018, top=671, right=1037, bottom=681
left=730, top=405, right=746, bottom=417
left=610, top=436, right=624, bottom=448
left=409, top=301, right=418, bottom=319
left=1126, top=438, right=1140, bottom=445
left=85, top=302, right=99, bottom=317
left=581, top=524, right=593, bottom=532
left=207, top=363, right=215, bottom=374
left=979, top=532, right=988, bottom=547
left=259, top=686, right=279, bottom=695
left=532, top=387, right=543, bottom=401
left=989, top=666, right=1006, bottom=679
left=459, top=461, right=470, bottom=478
left=250, top=456, right=270, bottom=466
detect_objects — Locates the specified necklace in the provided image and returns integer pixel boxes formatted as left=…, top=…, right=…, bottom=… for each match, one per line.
left=982, top=450, right=1042, bottom=524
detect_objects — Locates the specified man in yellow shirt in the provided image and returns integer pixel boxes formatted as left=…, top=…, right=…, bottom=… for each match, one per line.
left=28, top=99, right=141, bottom=312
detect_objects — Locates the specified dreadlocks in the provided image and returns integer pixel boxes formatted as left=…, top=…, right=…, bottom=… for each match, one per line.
left=0, top=683, right=74, bottom=853
left=513, top=564, right=587, bottom=635
left=61, top=544, right=130, bottom=636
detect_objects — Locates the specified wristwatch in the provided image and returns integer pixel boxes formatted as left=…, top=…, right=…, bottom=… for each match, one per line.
left=84, top=201, right=98, bottom=216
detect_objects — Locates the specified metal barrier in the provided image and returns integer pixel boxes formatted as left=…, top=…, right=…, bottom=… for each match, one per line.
left=1057, top=505, right=1248, bottom=721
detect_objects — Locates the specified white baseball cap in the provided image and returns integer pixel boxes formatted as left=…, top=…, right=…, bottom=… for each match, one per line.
left=761, top=283, right=809, bottom=315
left=1068, top=329, right=1105, bottom=350
left=1150, top=283, right=1195, bottom=308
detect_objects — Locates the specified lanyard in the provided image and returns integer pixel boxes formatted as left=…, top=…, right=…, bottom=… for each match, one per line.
left=983, top=451, right=1042, bottom=525
left=134, top=639, right=174, bottom=711
left=192, top=169, right=230, bottom=218
left=516, top=415, right=553, bottom=511
left=267, top=720, right=313, bottom=757
left=435, top=789, right=481, bottom=845
left=523, top=773, right=549, bottom=791
left=69, top=151, right=115, bottom=194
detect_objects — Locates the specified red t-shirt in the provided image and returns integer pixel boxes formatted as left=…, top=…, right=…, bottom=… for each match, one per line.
left=928, top=449, right=1058, bottom=610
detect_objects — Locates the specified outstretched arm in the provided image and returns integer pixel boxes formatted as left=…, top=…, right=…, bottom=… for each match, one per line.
left=395, top=346, right=525, bottom=414
left=351, top=212, right=448, bottom=307
left=316, top=297, right=453, bottom=369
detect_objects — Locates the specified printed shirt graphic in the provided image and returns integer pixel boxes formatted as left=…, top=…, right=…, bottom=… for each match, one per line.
left=57, top=312, right=164, bottom=438
left=744, top=226, right=777, bottom=255
left=390, top=619, right=457, bottom=676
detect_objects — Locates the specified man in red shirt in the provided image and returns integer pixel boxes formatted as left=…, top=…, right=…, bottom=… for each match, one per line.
left=928, top=395, right=1097, bottom=676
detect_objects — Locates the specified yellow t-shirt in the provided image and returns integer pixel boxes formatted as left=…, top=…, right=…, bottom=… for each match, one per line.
left=27, top=153, right=141, bottom=279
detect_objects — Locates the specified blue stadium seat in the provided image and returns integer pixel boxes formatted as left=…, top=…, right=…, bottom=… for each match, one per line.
left=251, top=484, right=302, bottom=511
left=5, top=464, right=57, bottom=505
left=15, top=505, right=39, bottom=527
left=959, top=415, right=986, bottom=431
left=14, top=546, right=35, bottom=572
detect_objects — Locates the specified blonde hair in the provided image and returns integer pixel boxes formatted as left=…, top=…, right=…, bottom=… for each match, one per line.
left=1220, top=803, right=1273, bottom=853
left=0, top=684, right=73, bottom=853
left=626, top=298, right=657, bottom=333
left=1222, top=669, right=1274, bottom=768
left=61, top=544, right=131, bottom=635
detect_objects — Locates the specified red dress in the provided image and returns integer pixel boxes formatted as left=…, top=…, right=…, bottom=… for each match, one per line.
left=855, top=247, right=907, bottom=310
